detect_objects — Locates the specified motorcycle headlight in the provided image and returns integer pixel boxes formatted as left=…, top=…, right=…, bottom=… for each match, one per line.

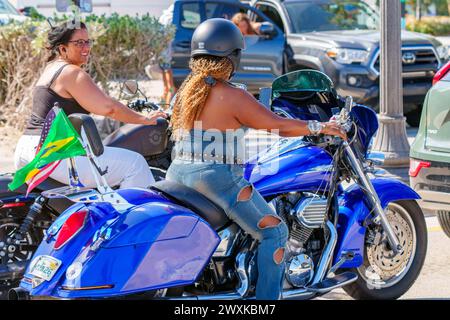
left=436, top=45, right=448, bottom=61
left=327, top=48, right=369, bottom=64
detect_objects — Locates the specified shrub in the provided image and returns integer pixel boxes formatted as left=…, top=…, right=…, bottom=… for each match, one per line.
left=406, top=15, right=450, bottom=36
left=0, top=14, right=174, bottom=131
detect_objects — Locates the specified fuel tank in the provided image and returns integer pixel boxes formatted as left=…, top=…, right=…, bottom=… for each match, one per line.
left=244, top=138, right=334, bottom=196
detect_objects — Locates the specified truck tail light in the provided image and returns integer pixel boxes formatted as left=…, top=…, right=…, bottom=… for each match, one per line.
left=409, top=159, right=431, bottom=177
left=433, top=60, right=450, bottom=85
left=54, top=210, right=88, bottom=250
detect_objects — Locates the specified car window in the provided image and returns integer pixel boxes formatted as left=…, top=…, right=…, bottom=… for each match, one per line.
left=0, top=0, right=19, bottom=15
left=205, top=2, right=244, bottom=20
left=181, top=2, right=201, bottom=29
left=255, top=4, right=284, bottom=32
left=285, top=1, right=379, bottom=33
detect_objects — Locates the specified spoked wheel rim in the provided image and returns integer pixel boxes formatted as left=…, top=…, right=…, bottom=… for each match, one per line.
left=0, top=221, right=37, bottom=266
left=357, top=202, right=417, bottom=289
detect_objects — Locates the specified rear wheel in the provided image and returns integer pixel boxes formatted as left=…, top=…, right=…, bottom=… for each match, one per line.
left=343, top=200, right=427, bottom=299
left=437, top=210, right=450, bottom=238
left=0, top=216, right=42, bottom=298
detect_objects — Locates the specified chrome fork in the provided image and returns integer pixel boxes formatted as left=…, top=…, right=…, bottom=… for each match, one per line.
left=343, top=141, right=402, bottom=254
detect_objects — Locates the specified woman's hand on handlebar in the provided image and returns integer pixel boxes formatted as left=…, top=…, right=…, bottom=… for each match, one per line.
left=128, top=99, right=148, bottom=112
left=321, top=121, right=347, bottom=140
left=143, top=110, right=168, bottom=125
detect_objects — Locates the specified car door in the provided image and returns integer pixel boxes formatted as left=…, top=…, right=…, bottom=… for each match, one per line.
left=204, top=0, right=285, bottom=93
left=172, top=0, right=205, bottom=87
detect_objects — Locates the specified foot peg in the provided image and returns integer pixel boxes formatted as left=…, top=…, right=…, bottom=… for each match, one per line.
left=306, top=271, right=358, bottom=294
left=328, top=251, right=355, bottom=276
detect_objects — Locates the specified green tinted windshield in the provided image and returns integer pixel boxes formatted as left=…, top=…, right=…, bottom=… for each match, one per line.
left=272, top=70, right=334, bottom=98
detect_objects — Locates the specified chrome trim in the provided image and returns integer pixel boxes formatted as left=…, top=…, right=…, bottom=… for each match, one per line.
left=281, top=288, right=314, bottom=300
left=293, top=197, right=328, bottom=229
left=170, top=292, right=243, bottom=300
left=306, top=272, right=358, bottom=294
left=343, top=142, right=402, bottom=253
left=272, top=106, right=295, bottom=119
left=286, top=254, right=314, bottom=287
left=311, top=221, right=337, bottom=285
left=213, top=225, right=239, bottom=258
left=169, top=251, right=250, bottom=301
left=235, top=252, right=250, bottom=297
left=369, top=45, right=441, bottom=76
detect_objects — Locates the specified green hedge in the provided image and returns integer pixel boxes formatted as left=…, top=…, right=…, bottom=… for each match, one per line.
left=406, top=16, right=450, bottom=36
left=0, top=14, right=174, bottom=130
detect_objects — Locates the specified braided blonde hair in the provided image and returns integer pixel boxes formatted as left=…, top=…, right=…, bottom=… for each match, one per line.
left=171, top=55, right=234, bottom=139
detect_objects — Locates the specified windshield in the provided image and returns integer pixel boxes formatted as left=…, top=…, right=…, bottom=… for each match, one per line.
left=285, top=1, right=379, bottom=33
left=0, top=0, right=19, bottom=15
left=272, top=70, right=334, bottom=98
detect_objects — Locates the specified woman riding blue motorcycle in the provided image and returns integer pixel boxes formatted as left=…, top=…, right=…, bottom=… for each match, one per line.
left=166, top=18, right=345, bottom=300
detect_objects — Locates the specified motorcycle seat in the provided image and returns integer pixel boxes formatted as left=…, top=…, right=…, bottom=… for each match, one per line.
left=151, top=180, right=231, bottom=231
left=35, top=178, right=66, bottom=192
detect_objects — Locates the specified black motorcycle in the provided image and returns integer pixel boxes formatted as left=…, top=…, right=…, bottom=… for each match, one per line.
left=0, top=80, right=172, bottom=296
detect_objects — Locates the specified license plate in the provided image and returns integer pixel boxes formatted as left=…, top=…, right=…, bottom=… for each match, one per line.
left=29, top=256, right=62, bottom=281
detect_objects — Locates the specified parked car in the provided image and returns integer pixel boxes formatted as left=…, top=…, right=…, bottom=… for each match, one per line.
left=0, top=0, right=28, bottom=25
left=170, top=0, right=447, bottom=126
left=410, top=61, right=450, bottom=237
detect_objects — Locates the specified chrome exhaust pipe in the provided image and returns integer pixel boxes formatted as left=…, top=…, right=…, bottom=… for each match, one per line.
left=0, top=261, right=28, bottom=281
left=8, top=287, right=30, bottom=300
left=169, top=292, right=243, bottom=300
left=168, top=251, right=251, bottom=300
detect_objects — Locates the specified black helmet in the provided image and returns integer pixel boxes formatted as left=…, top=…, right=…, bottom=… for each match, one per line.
left=191, top=18, right=245, bottom=73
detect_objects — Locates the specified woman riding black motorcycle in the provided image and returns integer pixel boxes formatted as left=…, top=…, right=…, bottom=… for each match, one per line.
left=14, top=20, right=167, bottom=189
left=166, top=18, right=346, bottom=300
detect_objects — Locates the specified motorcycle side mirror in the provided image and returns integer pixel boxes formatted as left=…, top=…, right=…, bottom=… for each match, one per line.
left=123, top=80, right=139, bottom=97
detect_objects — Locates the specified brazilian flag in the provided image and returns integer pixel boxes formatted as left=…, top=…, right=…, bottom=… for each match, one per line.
left=8, top=109, right=86, bottom=192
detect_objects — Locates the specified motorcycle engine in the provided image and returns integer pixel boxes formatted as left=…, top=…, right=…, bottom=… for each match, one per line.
left=270, top=193, right=328, bottom=288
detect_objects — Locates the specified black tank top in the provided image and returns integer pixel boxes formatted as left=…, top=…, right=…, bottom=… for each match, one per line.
left=24, top=64, right=88, bottom=135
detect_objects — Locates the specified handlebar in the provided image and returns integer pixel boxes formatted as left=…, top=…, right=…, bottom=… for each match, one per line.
left=127, top=99, right=161, bottom=112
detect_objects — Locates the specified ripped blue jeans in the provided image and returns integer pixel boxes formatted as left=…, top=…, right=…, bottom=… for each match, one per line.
left=166, top=159, right=289, bottom=300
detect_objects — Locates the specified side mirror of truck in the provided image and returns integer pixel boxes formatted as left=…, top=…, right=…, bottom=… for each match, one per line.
left=259, top=22, right=277, bottom=39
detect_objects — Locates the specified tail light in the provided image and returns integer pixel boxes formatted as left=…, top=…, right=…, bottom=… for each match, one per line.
left=54, top=210, right=88, bottom=250
left=409, top=159, right=431, bottom=177
left=433, top=60, right=450, bottom=85
left=0, top=202, right=26, bottom=209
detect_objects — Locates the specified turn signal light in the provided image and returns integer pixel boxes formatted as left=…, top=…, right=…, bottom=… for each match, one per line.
left=409, top=159, right=431, bottom=177
left=433, top=60, right=450, bottom=85
left=54, top=210, right=88, bottom=250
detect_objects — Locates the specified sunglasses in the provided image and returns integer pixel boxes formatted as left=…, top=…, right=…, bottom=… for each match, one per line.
left=67, top=39, right=94, bottom=48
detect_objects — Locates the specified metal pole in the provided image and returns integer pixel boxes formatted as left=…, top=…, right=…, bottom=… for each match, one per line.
left=371, top=0, right=410, bottom=166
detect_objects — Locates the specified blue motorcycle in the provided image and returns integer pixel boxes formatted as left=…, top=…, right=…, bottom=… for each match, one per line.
left=9, top=70, right=427, bottom=300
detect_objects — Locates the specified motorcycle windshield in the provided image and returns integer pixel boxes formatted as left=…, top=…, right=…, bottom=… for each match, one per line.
left=272, top=70, right=334, bottom=98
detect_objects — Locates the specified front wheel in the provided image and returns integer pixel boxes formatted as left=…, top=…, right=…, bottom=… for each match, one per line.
left=343, top=200, right=427, bottom=299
